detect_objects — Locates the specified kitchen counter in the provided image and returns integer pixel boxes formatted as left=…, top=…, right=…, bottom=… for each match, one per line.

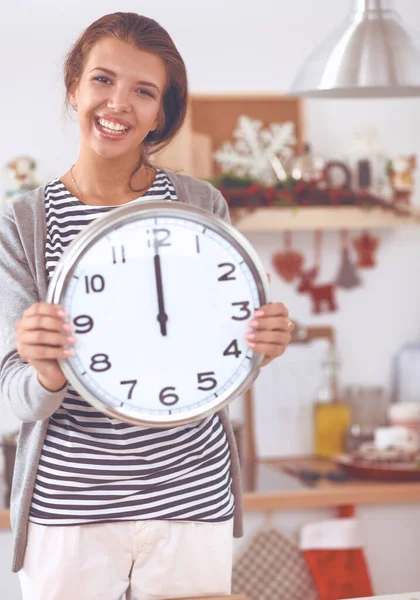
left=242, top=457, right=420, bottom=512
left=1, top=456, right=420, bottom=528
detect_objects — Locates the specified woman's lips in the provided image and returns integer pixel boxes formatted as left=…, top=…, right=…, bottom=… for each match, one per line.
left=94, top=117, right=132, bottom=141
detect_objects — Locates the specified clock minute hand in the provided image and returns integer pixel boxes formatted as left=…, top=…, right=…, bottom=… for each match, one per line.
left=153, top=250, right=168, bottom=336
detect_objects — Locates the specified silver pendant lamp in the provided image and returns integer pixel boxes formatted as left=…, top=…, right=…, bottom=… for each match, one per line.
left=289, top=0, right=420, bottom=98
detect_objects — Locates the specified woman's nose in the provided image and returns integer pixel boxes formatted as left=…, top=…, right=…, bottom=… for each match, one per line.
left=107, top=87, right=131, bottom=113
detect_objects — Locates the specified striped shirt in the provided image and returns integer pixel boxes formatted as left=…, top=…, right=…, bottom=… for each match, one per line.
left=29, top=169, right=234, bottom=526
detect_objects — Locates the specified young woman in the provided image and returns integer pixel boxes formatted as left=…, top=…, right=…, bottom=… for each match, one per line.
left=0, top=12, right=294, bottom=600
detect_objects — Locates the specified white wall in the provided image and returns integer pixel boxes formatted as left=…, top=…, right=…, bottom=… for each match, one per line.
left=1, top=1, right=420, bottom=598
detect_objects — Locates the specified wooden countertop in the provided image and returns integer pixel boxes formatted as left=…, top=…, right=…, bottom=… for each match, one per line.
left=242, top=457, right=420, bottom=512
left=1, top=457, right=420, bottom=528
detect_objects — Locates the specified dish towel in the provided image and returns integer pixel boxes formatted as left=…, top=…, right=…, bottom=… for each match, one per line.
left=232, top=523, right=319, bottom=600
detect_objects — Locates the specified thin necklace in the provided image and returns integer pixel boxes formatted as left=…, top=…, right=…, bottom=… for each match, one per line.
left=70, top=165, right=83, bottom=201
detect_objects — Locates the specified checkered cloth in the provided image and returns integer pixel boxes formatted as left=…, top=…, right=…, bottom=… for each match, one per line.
left=232, top=526, right=319, bottom=600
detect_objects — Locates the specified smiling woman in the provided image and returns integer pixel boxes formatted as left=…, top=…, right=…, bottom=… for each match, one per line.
left=62, top=13, right=188, bottom=202
left=0, top=11, right=293, bottom=600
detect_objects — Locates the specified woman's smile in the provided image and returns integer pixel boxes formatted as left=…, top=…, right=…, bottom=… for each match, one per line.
left=94, top=115, right=133, bottom=141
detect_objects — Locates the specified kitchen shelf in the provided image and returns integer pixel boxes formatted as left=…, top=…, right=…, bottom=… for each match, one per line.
left=231, top=206, right=420, bottom=232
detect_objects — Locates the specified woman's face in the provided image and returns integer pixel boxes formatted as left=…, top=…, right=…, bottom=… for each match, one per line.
left=70, top=37, right=167, bottom=161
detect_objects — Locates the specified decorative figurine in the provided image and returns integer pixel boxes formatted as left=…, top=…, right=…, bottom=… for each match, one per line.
left=352, top=231, right=379, bottom=269
left=4, top=155, right=40, bottom=204
left=297, top=267, right=338, bottom=314
left=387, top=154, right=417, bottom=206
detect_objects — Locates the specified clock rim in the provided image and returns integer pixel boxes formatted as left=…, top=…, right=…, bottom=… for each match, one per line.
left=47, top=200, right=270, bottom=428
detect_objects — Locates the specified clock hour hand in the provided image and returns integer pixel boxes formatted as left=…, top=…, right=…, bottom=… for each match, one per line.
left=153, top=251, right=168, bottom=336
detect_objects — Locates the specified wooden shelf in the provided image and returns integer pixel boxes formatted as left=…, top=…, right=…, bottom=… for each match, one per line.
left=232, top=206, right=420, bottom=232
left=242, top=458, right=420, bottom=512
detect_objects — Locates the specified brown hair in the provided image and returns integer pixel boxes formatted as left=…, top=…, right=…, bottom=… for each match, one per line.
left=64, top=13, right=188, bottom=189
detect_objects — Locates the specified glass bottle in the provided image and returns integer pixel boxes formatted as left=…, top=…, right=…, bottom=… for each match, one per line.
left=314, top=343, right=351, bottom=457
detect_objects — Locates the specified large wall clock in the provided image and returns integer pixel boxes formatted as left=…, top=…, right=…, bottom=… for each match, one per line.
left=47, top=201, right=270, bottom=427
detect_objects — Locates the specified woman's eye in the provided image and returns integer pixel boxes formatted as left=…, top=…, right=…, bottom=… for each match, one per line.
left=136, top=88, right=155, bottom=98
left=93, top=76, right=111, bottom=84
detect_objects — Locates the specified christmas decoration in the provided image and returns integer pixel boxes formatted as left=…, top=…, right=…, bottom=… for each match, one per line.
left=297, top=268, right=338, bottom=315
left=297, top=232, right=338, bottom=315
left=347, top=122, right=390, bottom=199
left=301, top=515, right=374, bottom=600
left=387, top=154, right=417, bottom=206
left=291, top=143, right=326, bottom=185
left=335, top=230, right=362, bottom=289
left=211, top=173, right=418, bottom=223
left=213, top=115, right=296, bottom=186
left=272, top=231, right=304, bottom=282
left=3, top=155, right=40, bottom=205
left=353, top=231, right=379, bottom=269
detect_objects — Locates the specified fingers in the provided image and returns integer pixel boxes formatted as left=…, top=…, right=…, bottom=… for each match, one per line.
left=15, top=302, right=76, bottom=362
left=255, top=302, right=289, bottom=319
left=248, top=316, right=291, bottom=332
left=245, top=330, right=291, bottom=353
left=17, top=330, right=77, bottom=349
left=25, top=345, right=75, bottom=361
left=246, top=301, right=294, bottom=365
left=22, top=302, right=67, bottom=319
left=17, top=314, right=73, bottom=335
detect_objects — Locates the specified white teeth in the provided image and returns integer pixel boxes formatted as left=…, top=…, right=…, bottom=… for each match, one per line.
left=97, top=118, right=129, bottom=133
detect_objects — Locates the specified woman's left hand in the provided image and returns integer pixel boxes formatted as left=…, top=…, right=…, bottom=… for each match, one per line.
left=245, top=302, right=294, bottom=367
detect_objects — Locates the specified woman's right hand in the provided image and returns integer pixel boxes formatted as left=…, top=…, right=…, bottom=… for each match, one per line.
left=15, top=302, right=77, bottom=392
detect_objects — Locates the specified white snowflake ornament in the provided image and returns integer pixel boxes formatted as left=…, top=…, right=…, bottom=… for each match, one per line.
left=214, top=115, right=296, bottom=185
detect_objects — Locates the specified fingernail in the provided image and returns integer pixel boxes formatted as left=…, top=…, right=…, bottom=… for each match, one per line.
left=66, top=336, right=77, bottom=344
left=254, top=309, right=265, bottom=317
left=245, top=332, right=256, bottom=340
left=287, top=321, right=294, bottom=330
left=57, top=309, right=68, bottom=318
left=63, top=323, right=74, bottom=332
left=248, top=320, right=259, bottom=328
left=247, top=342, right=256, bottom=349
left=64, top=349, right=75, bottom=356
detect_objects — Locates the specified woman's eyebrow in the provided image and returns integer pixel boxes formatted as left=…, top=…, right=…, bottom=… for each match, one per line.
left=90, top=67, right=161, bottom=92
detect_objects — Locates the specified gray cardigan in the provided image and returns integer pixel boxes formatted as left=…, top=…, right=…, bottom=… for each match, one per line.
left=0, top=170, right=244, bottom=573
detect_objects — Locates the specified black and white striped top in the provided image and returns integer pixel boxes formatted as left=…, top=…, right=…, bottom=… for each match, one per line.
left=29, top=169, right=234, bottom=526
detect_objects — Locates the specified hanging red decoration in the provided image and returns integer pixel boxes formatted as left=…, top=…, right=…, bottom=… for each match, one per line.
left=352, top=230, right=379, bottom=268
left=296, top=231, right=338, bottom=314
left=272, top=231, right=305, bottom=283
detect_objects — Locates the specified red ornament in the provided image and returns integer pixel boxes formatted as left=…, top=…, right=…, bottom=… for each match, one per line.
left=352, top=231, right=379, bottom=268
left=272, top=231, right=304, bottom=283
left=297, top=267, right=338, bottom=314
left=296, top=231, right=338, bottom=314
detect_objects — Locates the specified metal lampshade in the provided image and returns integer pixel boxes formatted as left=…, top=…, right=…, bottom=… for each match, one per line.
left=289, top=0, right=420, bottom=98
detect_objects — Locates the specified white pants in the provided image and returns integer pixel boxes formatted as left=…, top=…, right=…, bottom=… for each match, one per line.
left=18, top=519, right=233, bottom=600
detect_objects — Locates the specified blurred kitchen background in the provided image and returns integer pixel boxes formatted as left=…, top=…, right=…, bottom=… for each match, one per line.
left=2, top=1, right=420, bottom=599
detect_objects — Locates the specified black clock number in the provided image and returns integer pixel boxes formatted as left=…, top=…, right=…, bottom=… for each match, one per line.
left=73, top=315, right=94, bottom=334
left=85, top=275, right=105, bottom=294
left=231, top=301, right=251, bottom=321
left=218, top=263, right=236, bottom=281
left=197, top=372, right=217, bottom=391
left=112, top=245, right=126, bottom=264
left=223, top=340, right=242, bottom=359
left=120, top=380, right=137, bottom=400
left=148, top=228, right=172, bottom=250
left=90, top=353, right=111, bottom=372
left=159, top=386, right=179, bottom=406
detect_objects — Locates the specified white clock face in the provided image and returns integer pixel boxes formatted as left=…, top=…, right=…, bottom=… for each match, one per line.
left=52, top=204, right=269, bottom=426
